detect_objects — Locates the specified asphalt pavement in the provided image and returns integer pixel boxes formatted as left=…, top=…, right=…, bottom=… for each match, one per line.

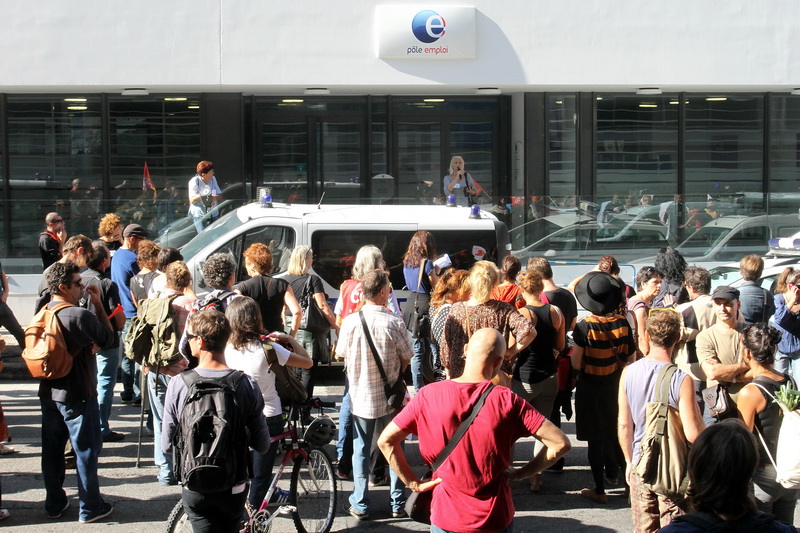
left=3, top=339, right=788, bottom=532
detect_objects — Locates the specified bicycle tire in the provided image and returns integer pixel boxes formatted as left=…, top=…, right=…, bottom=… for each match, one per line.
left=290, top=447, right=337, bottom=533
left=164, top=500, right=192, bottom=533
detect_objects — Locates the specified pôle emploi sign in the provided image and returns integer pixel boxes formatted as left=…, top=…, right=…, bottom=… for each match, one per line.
left=376, top=6, right=476, bottom=59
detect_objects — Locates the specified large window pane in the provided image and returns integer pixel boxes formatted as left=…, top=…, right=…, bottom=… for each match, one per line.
left=318, top=122, right=362, bottom=204
left=450, top=121, right=493, bottom=201
left=7, top=96, right=103, bottom=261
left=685, top=95, right=763, bottom=205
left=548, top=95, right=578, bottom=197
left=109, top=96, right=201, bottom=234
left=397, top=122, right=441, bottom=204
left=261, top=121, right=309, bottom=203
left=596, top=94, right=679, bottom=204
left=769, top=95, right=800, bottom=213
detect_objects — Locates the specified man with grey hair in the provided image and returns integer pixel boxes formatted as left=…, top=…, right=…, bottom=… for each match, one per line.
left=339, top=269, right=412, bottom=521
left=178, top=253, right=241, bottom=366
left=379, top=328, right=570, bottom=533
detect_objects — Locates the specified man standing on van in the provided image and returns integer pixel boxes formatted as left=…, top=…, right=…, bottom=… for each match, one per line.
left=188, top=161, right=223, bottom=233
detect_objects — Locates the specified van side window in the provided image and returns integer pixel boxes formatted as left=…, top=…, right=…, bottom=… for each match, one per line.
left=211, top=225, right=295, bottom=283
left=311, top=229, right=501, bottom=290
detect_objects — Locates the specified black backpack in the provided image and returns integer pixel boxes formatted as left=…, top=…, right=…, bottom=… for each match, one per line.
left=172, top=370, right=248, bottom=493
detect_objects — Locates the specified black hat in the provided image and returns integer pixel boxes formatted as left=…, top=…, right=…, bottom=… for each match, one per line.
left=574, top=271, right=626, bottom=315
left=123, top=223, right=149, bottom=238
left=711, top=285, right=739, bottom=301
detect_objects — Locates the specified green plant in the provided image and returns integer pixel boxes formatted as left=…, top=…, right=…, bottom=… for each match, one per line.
left=773, top=383, right=800, bottom=412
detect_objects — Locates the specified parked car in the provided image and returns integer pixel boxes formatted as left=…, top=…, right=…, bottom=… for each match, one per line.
left=708, top=256, right=800, bottom=291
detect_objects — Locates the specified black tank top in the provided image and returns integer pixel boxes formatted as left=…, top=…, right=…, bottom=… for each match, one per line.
left=514, top=304, right=557, bottom=384
left=752, top=374, right=793, bottom=466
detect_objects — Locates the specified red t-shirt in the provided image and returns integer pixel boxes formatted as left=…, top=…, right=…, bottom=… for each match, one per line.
left=394, top=380, right=545, bottom=532
left=490, top=283, right=525, bottom=309
left=338, top=279, right=362, bottom=319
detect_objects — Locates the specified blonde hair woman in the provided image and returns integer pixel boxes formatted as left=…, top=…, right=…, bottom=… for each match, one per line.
left=442, top=155, right=477, bottom=207
left=283, top=246, right=338, bottom=409
left=441, top=260, right=536, bottom=379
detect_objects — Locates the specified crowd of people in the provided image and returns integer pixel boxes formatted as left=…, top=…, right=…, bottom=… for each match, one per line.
left=0, top=203, right=798, bottom=532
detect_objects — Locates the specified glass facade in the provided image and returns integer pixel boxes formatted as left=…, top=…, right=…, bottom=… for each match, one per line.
left=1, top=95, right=200, bottom=270
left=0, top=91, right=799, bottom=270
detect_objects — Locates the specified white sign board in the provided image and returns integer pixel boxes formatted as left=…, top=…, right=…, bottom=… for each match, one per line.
left=376, top=6, right=476, bottom=60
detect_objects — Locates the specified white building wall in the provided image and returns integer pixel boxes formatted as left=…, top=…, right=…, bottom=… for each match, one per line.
left=3, top=0, right=799, bottom=93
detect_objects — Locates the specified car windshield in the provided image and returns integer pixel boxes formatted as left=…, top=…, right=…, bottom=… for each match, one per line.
left=677, top=225, right=730, bottom=254
left=180, top=211, right=243, bottom=260
left=708, top=266, right=740, bottom=289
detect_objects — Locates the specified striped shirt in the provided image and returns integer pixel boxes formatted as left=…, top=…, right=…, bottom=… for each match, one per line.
left=573, top=315, right=635, bottom=377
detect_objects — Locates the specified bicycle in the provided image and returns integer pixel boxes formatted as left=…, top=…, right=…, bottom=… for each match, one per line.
left=166, top=398, right=338, bottom=533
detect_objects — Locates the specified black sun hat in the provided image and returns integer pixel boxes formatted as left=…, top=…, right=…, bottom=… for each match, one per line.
left=574, top=271, right=626, bottom=315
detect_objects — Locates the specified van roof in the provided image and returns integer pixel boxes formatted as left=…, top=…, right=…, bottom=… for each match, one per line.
left=234, top=202, right=502, bottom=227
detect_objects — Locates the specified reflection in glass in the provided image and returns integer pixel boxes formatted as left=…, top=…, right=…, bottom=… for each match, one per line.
left=318, top=122, right=361, bottom=204
left=397, top=122, right=441, bottom=204
left=261, top=122, right=308, bottom=203
left=450, top=121, right=493, bottom=202
left=548, top=95, right=578, bottom=197
left=685, top=95, right=763, bottom=199
left=769, top=96, right=800, bottom=213
left=596, top=95, right=679, bottom=203
left=7, top=96, right=104, bottom=257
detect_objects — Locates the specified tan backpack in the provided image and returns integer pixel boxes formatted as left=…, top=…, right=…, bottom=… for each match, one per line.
left=22, top=302, right=74, bottom=379
left=635, top=363, right=690, bottom=501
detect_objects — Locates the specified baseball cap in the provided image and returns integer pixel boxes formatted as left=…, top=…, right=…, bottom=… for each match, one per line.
left=123, top=224, right=149, bottom=238
left=711, top=285, right=739, bottom=301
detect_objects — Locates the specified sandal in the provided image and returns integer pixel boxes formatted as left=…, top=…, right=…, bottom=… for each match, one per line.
left=529, top=474, right=542, bottom=493
left=580, top=488, right=608, bottom=504
left=0, top=508, right=9, bottom=520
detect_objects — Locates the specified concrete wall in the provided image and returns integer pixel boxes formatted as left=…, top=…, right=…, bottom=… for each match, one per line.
left=3, top=0, right=799, bottom=92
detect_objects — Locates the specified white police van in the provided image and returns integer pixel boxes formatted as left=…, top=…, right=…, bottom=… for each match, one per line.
left=180, top=201, right=510, bottom=307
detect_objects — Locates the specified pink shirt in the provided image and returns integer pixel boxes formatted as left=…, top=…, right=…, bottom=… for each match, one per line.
left=394, top=380, right=545, bottom=532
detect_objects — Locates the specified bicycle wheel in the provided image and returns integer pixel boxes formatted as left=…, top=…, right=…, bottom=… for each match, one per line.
left=290, top=447, right=337, bottom=533
left=164, top=500, right=192, bottom=533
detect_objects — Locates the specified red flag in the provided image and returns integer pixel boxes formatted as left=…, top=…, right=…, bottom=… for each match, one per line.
left=471, top=178, right=484, bottom=195
left=142, top=162, right=155, bottom=191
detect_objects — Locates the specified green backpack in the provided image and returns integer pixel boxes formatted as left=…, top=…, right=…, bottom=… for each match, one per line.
left=124, top=295, right=181, bottom=368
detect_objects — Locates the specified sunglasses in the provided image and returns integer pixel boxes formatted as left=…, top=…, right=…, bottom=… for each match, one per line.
left=186, top=332, right=200, bottom=341
left=51, top=218, right=64, bottom=223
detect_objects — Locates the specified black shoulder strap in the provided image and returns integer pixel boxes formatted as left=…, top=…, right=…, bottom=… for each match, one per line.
left=359, top=311, right=390, bottom=388
left=432, top=385, right=495, bottom=471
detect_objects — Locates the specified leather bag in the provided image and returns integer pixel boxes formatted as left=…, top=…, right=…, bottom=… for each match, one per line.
left=298, top=274, right=330, bottom=333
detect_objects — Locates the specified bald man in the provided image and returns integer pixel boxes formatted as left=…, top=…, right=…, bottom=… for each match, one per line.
left=379, top=328, right=571, bottom=533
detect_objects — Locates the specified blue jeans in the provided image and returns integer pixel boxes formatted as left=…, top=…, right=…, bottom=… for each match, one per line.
left=249, top=414, right=285, bottom=508
left=119, top=319, right=140, bottom=401
left=411, top=336, right=426, bottom=391
left=431, top=522, right=513, bottom=533
left=40, top=396, right=106, bottom=521
left=349, top=413, right=405, bottom=514
left=775, top=351, right=800, bottom=379
left=148, top=371, right=174, bottom=484
left=96, top=343, right=119, bottom=436
left=337, top=381, right=352, bottom=464
left=189, top=204, right=206, bottom=233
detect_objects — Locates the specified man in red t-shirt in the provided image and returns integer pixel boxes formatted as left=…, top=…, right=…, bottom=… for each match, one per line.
left=379, top=328, right=571, bottom=532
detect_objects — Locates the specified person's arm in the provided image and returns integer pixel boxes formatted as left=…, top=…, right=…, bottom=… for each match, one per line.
left=566, top=275, right=583, bottom=293
left=283, top=285, right=302, bottom=337
left=736, top=384, right=766, bottom=432
left=313, top=292, right=339, bottom=333
left=700, top=356, right=748, bottom=383
left=505, top=419, right=571, bottom=481
left=267, top=332, right=313, bottom=369
left=678, top=375, right=705, bottom=442
left=634, top=307, right=649, bottom=356
left=617, top=367, right=635, bottom=485
left=571, top=344, right=584, bottom=370
left=506, top=308, right=537, bottom=358
left=85, top=285, right=113, bottom=343
left=211, top=177, right=223, bottom=204
left=551, top=306, right=566, bottom=352
left=378, top=421, right=443, bottom=493
left=0, top=271, right=7, bottom=303
left=245, top=378, right=270, bottom=454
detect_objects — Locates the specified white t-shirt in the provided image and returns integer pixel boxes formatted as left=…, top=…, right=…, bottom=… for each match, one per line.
left=225, top=340, right=290, bottom=417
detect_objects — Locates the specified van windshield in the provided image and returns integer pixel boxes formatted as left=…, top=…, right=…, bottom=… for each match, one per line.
left=181, top=211, right=243, bottom=260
